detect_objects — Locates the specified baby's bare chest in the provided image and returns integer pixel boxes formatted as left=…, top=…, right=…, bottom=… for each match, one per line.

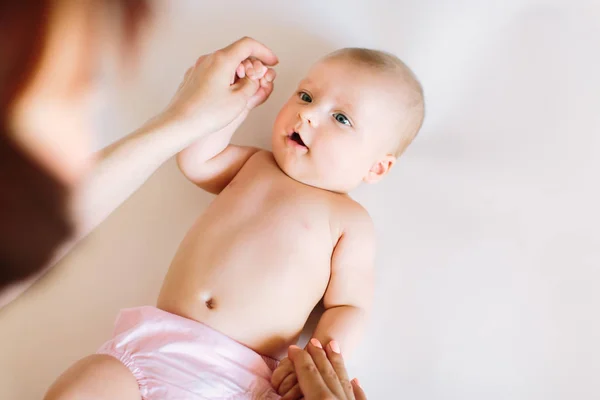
left=208, top=178, right=334, bottom=247
left=193, top=156, right=343, bottom=262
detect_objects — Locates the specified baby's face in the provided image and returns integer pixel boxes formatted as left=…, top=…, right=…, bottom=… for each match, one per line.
left=272, top=57, right=400, bottom=193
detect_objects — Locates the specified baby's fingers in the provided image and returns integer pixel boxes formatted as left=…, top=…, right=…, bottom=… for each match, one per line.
left=247, top=76, right=274, bottom=109
left=236, top=63, right=246, bottom=79
left=258, top=69, right=276, bottom=92
left=243, top=59, right=254, bottom=78
left=281, top=383, right=303, bottom=400
left=271, top=357, right=294, bottom=392
left=266, top=67, right=276, bottom=81
left=236, top=58, right=271, bottom=82
left=278, top=372, right=298, bottom=396
left=252, top=59, right=267, bottom=78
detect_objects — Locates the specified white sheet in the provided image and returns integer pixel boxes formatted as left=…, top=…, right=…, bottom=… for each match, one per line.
left=1, top=1, right=598, bottom=399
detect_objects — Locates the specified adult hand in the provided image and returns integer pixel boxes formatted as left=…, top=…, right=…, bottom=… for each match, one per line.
left=286, top=339, right=367, bottom=400
left=162, top=36, right=278, bottom=139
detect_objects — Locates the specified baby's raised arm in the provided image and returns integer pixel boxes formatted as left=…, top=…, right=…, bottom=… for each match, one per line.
left=176, top=59, right=275, bottom=194
left=176, top=131, right=260, bottom=194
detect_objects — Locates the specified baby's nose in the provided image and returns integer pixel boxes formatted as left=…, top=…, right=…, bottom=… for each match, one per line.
left=298, top=110, right=318, bottom=127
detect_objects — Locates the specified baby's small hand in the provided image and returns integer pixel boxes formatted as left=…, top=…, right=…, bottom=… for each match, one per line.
left=233, top=58, right=276, bottom=110
left=271, top=356, right=302, bottom=399
left=236, top=58, right=274, bottom=86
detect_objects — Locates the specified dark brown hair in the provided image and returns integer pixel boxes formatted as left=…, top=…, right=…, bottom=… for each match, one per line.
left=0, top=0, right=148, bottom=288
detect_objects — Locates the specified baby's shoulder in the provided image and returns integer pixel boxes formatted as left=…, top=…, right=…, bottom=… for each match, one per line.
left=331, top=196, right=374, bottom=235
left=240, top=149, right=275, bottom=168
left=332, top=194, right=370, bottom=217
left=234, top=148, right=275, bottom=175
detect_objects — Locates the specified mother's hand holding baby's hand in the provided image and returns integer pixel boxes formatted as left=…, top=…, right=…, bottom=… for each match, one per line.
left=273, top=339, right=367, bottom=400
left=160, top=36, right=278, bottom=141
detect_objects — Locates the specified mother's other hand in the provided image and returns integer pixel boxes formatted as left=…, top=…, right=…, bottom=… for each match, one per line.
left=287, top=339, right=367, bottom=400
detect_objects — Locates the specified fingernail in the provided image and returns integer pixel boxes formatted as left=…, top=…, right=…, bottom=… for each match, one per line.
left=310, top=338, right=323, bottom=349
left=289, top=345, right=301, bottom=350
left=246, top=67, right=254, bottom=77
left=329, top=340, right=341, bottom=354
left=352, top=378, right=361, bottom=388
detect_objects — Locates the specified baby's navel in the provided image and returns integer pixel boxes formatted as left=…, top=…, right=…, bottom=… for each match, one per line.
left=200, top=292, right=216, bottom=310
left=205, top=298, right=215, bottom=310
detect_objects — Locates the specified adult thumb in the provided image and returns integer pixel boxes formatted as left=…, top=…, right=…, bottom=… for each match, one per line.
left=234, top=76, right=261, bottom=100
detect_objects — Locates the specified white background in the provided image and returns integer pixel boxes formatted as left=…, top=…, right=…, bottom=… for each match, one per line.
left=1, top=1, right=599, bottom=399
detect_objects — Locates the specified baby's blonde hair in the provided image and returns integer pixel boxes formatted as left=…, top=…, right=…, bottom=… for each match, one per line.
left=324, top=48, right=425, bottom=157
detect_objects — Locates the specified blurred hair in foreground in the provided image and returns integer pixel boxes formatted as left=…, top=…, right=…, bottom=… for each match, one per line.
left=0, top=0, right=149, bottom=288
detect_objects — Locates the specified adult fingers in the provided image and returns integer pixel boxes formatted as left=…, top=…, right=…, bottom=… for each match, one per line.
left=352, top=379, right=367, bottom=400
left=262, top=78, right=275, bottom=99
left=325, top=340, right=354, bottom=399
left=193, top=54, right=209, bottom=67
left=184, top=67, right=193, bottom=81
left=307, top=339, right=348, bottom=399
left=176, top=67, right=194, bottom=91
left=281, top=383, right=304, bottom=400
left=288, top=345, right=331, bottom=399
left=220, top=36, right=278, bottom=70
left=247, top=80, right=274, bottom=109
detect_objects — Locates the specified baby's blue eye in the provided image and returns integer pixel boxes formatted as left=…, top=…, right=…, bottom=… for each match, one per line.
left=299, top=92, right=312, bottom=103
left=334, top=113, right=351, bottom=126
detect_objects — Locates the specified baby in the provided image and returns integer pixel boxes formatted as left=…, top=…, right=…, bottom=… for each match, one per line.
left=58, top=48, right=424, bottom=399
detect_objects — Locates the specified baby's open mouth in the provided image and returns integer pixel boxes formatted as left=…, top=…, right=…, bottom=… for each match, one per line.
left=290, top=132, right=307, bottom=148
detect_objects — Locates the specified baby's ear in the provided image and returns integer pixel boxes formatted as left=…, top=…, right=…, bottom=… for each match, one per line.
left=363, top=155, right=396, bottom=184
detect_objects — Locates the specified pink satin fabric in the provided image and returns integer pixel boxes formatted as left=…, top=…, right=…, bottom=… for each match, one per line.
left=97, top=306, right=281, bottom=399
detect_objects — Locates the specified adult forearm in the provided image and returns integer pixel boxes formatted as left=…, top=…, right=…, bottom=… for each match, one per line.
left=70, top=113, right=202, bottom=243
left=0, top=117, right=178, bottom=310
left=312, top=305, right=368, bottom=357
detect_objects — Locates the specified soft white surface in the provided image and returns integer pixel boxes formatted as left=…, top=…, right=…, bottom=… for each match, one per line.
left=1, top=1, right=599, bottom=399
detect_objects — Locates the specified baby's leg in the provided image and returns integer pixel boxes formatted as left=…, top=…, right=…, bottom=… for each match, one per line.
left=44, top=354, right=140, bottom=400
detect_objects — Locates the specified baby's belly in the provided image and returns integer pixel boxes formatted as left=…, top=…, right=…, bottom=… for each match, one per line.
left=156, top=235, right=331, bottom=359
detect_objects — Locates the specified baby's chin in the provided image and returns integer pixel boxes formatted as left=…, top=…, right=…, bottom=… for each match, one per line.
left=271, top=145, right=361, bottom=193
left=272, top=155, right=321, bottom=189
left=272, top=154, right=312, bottom=186
left=275, top=159, right=354, bottom=194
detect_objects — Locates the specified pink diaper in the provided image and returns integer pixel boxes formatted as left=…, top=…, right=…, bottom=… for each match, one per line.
left=97, top=306, right=281, bottom=399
